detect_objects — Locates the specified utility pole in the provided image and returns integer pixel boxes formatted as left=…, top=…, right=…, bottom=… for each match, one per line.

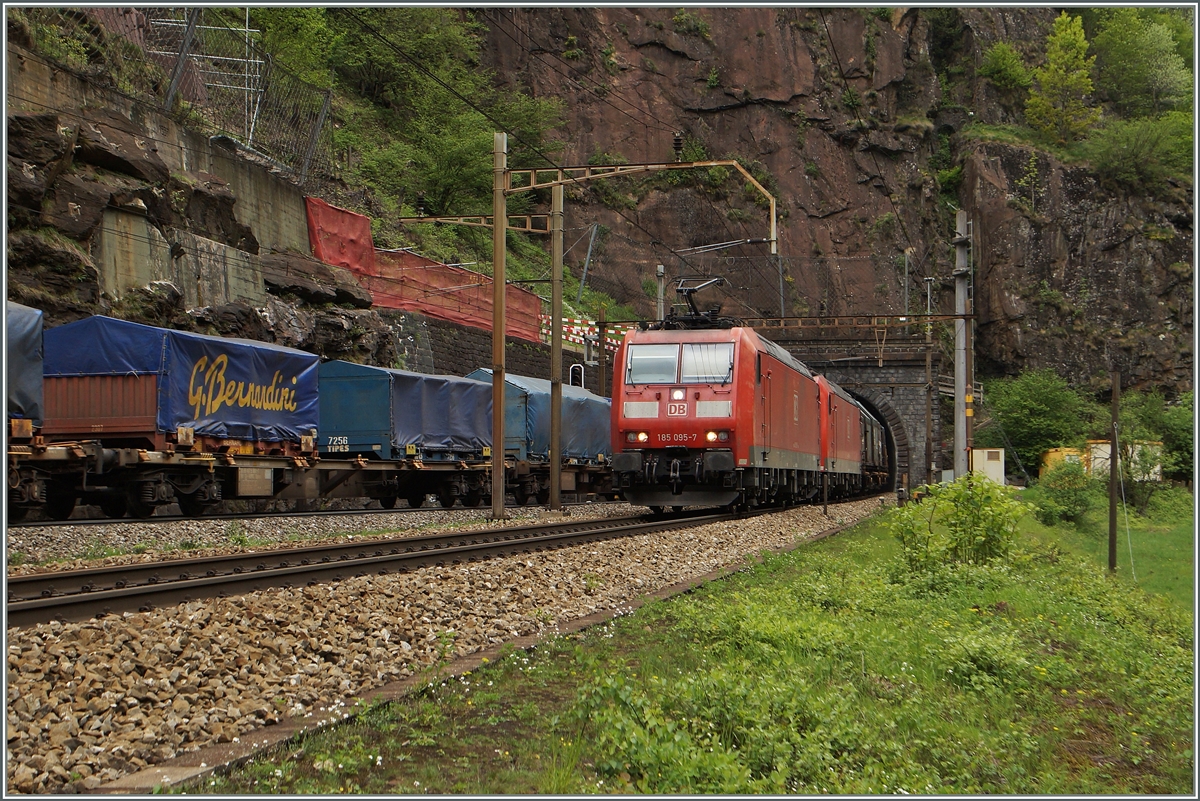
left=491, top=133, right=507, bottom=520
left=777, top=253, right=786, bottom=317
left=656, top=264, right=666, bottom=321
left=549, top=184, right=564, bottom=511
left=924, top=276, right=935, bottom=485
left=1109, top=371, right=1120, bottom=572
left=953, top=210, right=970, bottom=479
left=597, top=306, right=607, bottom=397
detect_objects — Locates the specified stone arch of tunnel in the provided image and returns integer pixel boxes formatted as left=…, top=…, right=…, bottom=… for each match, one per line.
left=844, top=388, right=908, bottom=492
left=778, top=350, right=941, bottom=490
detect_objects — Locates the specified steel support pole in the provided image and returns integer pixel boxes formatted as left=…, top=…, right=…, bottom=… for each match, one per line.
left=550, top=183, right=564, bottom=511
left=299, top=91, right=331, bottom=187
left=953, top=210, right=969, bottom=480
left=163, top=8, right=201, bottom=111
left=597, top=306, right=607, bottom=398
left=576, top=223, right=599, bottom=305
left=656, top=264, right=666, bottom=321
left=491, top=134, right=507, bottom=520
left=778, top=253, right=785, bottom=317
left=1109, top=371, right=1120, bottom=572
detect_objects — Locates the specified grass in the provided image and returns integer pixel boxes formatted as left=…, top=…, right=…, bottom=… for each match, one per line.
left=179, top=495, right=1194, bottom=795
left=1019, top=484, right=1195, bottom=609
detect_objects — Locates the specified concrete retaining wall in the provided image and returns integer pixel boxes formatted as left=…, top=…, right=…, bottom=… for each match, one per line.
left=8, top=44, right=310, bottom=292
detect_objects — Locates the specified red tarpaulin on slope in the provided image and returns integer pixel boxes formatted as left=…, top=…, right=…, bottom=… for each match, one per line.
left=303, top=197, right=542, bottom=342
left=305, top=197, right=377, bottom=274
left=368, top=250, right=543, bottom=343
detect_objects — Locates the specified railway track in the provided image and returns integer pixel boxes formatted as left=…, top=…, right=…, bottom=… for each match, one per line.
left=7, top=509, right=736, bottom=628
left=5, top=499, right=625, bottom=529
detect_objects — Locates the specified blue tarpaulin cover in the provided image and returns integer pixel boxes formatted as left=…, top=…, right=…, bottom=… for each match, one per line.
left=43, top=316, right=319, bottom=442
left=466, top=369, right=611, bottom=462
left=6, top=302, right=44, bottom=426
left=318, top=361, right=491, bottom=458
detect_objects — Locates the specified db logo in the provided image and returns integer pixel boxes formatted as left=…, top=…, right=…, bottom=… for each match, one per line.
left=667, top=402, right=688, bottom=416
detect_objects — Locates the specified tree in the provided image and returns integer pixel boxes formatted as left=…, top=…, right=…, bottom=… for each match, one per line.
left=974, top=368, right=1099, bottom=474
left=1159, top=391, right=1194, bottom=482
left=1092, top=8, right=1192, bottom=117
left=1025, top=12, right=1101, bottom=143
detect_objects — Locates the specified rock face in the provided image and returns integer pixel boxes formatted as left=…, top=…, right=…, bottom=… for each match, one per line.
left=478, top=7, right=1192, bottom=393
left=6, top=9, right=1191, bottom=395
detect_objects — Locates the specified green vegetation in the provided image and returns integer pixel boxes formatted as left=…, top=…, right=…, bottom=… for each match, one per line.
left=1030, top=461, right=1094, bottom=526
left=1083, top=114, right=1194, bottom=193
left=979, top=43, right=1031, bottom=90
left=1091, top=8, right=1192, bottom=118
left=562, top=35, right=584, bottom=60
left=1022, top=482, right=1195, bottom=609
left=889, top=474, right=1027, bottom=571
left=1025, top=12, right=1101, bottom=144
left=671, top=9, right=711, bottom=40
left=975, top=369, right=1100, bottom=474
left=190, top=492, right=1194, bottom=795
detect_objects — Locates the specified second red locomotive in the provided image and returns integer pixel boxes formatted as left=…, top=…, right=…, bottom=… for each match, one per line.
left=610, top=303, right=888, bottom=510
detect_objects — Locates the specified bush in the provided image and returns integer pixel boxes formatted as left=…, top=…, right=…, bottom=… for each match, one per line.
left=978, top=43, right=1031, bottom=90
left=887, top=474, right=1032, bottom=572
left=1031, top=461, right=1095, bottom=525
left=1083, top=115, right=1194, bottom=191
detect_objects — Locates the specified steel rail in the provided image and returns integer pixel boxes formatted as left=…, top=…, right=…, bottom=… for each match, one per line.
left=6, top=500, right=625, bottom=529
left=6, top=510, right=733, bottom=628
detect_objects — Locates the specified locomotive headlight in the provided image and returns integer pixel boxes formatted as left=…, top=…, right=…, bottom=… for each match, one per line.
left=718, top=430, right=729, bottom=441
left=671, top=388, right=685, bottom=400
left=637, top=431, right=649, bottom=443
left=706, top=431, right=718, bottom=442
left=627, top=431, right=649, bottom=443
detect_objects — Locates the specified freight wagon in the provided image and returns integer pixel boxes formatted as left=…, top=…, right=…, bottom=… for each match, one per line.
left=316, top=361, right=492, bottom=508
left=465, top=369, right=613, bottom=505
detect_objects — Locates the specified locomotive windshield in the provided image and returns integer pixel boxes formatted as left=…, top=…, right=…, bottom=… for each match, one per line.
left=626, top=344, right=679, bottom=384
left=681, top=342, right=734, bottom=384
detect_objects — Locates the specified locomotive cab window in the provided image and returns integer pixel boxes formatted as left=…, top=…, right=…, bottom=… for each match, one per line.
left=681, top=343, right=734, bottom=384
left=626, top=344, right=679, bottom=384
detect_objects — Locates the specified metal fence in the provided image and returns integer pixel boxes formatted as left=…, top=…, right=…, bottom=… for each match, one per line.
left=9, top=6, right=334, bottom=188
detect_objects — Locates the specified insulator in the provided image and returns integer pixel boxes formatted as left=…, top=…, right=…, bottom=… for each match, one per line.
left=416, top=191, right=425, bottom=218
left=673, top=133, right=684, bottom=162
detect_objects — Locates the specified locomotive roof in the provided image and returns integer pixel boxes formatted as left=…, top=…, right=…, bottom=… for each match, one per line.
left=746, top=329, right=814, bottom=379
left=625, top=326, right=814, bottom=379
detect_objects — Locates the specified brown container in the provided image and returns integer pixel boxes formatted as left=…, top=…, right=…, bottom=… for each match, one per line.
left=42, top=375, right=158, bottom=444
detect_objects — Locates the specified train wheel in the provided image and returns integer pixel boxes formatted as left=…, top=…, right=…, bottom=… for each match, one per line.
left=438, top=487, right=457, bottom=509
left=8, top=506, right=28, bottom=523
left=536, top=487, right=550, bottom=506
left=99, top=494, right=128, bottom=519
left=648, top=505, right=664, bottom=515
left=513, top=486, right=530, bottom=506
left=45, top=485, right=77, bottom=521
left=378, top=496, right=397, bottom=509
left=672, top=505, right=684, bottom=513
left=462, top=490, right=482, bottom=508
left=126, top=491, right=156, bottom=519
left=406, top=493, right=426, bottom=509
left=177, top=493, right=211, bottom=517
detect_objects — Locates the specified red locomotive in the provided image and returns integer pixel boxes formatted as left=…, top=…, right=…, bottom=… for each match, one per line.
left=610, top=282, right=888, bottom=511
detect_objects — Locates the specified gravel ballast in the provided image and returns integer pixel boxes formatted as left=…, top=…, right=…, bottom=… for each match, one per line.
left=5, top=498, right=887, bottom=793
